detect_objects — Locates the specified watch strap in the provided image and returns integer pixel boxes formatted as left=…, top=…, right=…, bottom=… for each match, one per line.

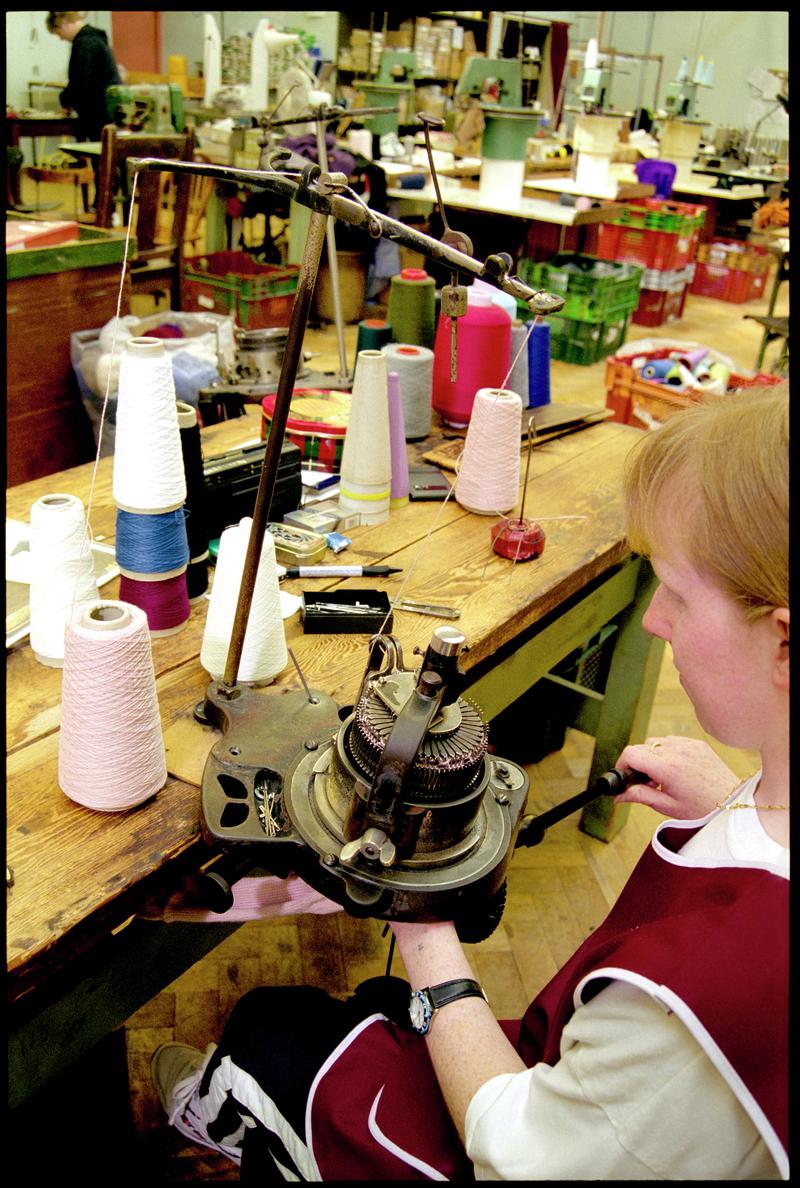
left=426, top=977, right=487, bottom=1011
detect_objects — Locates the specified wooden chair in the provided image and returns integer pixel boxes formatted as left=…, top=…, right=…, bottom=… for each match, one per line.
left=181, top=152, right=216, bottom=257
left=93, top=125, right=196, bottom=308
left=744, top=241, right=790, bottom=373
left=23, top=162, right=95, bottom=217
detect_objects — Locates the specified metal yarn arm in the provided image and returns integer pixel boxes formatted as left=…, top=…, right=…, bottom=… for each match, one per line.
left=127, top=156, right=565, bottom=316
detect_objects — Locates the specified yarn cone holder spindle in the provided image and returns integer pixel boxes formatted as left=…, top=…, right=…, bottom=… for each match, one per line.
left=491, top=415, right=546, bottom=562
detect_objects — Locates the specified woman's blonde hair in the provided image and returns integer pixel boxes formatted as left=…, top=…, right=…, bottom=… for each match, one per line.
left=623, top=383, right=789, bottom=619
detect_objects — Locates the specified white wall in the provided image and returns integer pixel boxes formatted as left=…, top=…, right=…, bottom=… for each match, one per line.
left=7, top=10, right=788, bottom=155
left=159, top=10, right=339, bottom=76
left=506, top=10, right=788, bottom=138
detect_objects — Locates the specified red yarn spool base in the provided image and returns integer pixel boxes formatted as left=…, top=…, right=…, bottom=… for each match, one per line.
left=491, top=517, right=546, bottom=561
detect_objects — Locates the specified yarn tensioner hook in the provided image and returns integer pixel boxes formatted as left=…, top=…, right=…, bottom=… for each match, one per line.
left=491, top=415, right=546, bottom=561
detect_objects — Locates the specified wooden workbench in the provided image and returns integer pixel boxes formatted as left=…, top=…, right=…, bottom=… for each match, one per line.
left=7, top=406, right=663, bottom=1105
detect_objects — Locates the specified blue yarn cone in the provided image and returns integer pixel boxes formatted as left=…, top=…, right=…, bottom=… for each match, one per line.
left=527, top=320, right=551, bottom=408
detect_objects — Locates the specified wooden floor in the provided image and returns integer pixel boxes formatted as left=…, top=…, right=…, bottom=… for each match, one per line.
left=17, top=175, right=787, bottom=1180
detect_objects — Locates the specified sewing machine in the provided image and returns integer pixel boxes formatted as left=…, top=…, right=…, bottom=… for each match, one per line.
left=456, top=56, right=525, bottom=108
left=663, top=79, right=702, bottom=120
left=105, top=83, right=184, bottom=133
left=579, top=65, right=613, bottom=112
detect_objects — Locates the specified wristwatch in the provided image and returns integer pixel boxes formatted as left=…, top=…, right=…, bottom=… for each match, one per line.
left=408, top=978, right=487, bottom=1035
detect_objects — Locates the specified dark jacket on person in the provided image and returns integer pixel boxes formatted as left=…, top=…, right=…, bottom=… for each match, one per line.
left=60, top=24, right=120, bottom=141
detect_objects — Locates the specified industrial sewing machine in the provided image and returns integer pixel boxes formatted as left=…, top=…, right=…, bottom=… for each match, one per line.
left=106, top=83, right=184, bottom=133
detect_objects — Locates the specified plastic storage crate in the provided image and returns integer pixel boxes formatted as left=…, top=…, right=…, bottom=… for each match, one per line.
left=597, top=220, right=698, bottom=272
left=548, top=310, right=630, bottom=366
left=632, top=284, right=689, bottom=327
left=690, top=240, right=770, bottom=304
left=596, top=197, right=705, bottom=274
left=521, top=253, right=643, bottom=323
left=632, top=266, right=694, bottom=327
left=604, top=344, right=783, bottom=428
left=609, top=197, right=707, bottom=235
left=182, top=251, right=300, bottom=328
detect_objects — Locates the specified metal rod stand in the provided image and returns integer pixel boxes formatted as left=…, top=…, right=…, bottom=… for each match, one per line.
left=221, top=199, right=329, bottom=689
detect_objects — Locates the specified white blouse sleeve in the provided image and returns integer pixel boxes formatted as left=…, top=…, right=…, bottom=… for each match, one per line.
left=465, top=980, right=777, bottom=1180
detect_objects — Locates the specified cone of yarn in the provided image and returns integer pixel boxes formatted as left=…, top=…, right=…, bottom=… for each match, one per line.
left=382, top=343, right=434, bottom=440
left=118, top=571, right=191, bottom=636
left=115, top=507, right=190, bottom=578
left=387, top=268, right=436, bottom=349
left=473, top=277, right=518, bottom=322
left=355, top=318, right=393, bottom=354
left=507, top=321, right=531, bottom=406
left=177, top=401, right=209, bottom=601
left=527, top=320, right=551, bottom=408
left=29, top=493, right=100, bottom=668
left=338, top=350, right=391, bottom=525
left=455, top=388, right=522, bottom=515
left=200, top=517, right=288, bottom=685
left=58, top=600, right=167, bottom=811
left=113, top=337, right=187, bottom=513
left=432, top=290, right=511, bottom=427
left=387, top=371, right=410, bottom=508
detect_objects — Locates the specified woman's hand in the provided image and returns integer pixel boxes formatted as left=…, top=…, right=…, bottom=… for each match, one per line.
left=139, top=873, right=344, bottom=923
left=615, top=735, right=742, bottom=819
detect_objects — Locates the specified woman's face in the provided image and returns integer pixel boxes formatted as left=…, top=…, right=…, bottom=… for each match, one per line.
left=643, top=549, right=779, bottom=750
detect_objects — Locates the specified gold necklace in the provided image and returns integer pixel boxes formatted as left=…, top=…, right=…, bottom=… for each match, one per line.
left=716, top=798, right=790, bottom=811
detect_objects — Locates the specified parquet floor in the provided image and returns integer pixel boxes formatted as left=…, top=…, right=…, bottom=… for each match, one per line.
left=17, top=175, right=785, bottom=1180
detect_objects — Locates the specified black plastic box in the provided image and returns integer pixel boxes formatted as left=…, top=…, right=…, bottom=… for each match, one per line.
left=301, top=590, right=393, bottom=634
left=203, top=439, right=302, bottom=541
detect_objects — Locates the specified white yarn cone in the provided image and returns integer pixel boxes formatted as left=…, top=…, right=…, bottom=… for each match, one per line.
left=455, top=388, right=522, bottom=515
left=29, top=493, right=100, bottom=667
left=338, top=350, right=391, bottom=525
left=113, top=337, right=187, bottom=514
left=201, top=517, right=288, bottom=685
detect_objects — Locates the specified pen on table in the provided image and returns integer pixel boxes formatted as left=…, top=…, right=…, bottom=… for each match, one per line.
left=284, top=565, right=403, bottom=578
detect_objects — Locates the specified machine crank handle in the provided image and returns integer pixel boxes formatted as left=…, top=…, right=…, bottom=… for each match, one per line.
left=515, top=768, right=649, bottom=848
left=194, top=850, right=294, bottom=913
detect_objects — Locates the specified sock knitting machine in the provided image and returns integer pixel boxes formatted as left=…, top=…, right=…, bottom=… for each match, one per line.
left=130, top=128, right=637, bottom=939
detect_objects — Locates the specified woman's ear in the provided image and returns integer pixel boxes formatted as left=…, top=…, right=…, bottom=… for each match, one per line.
left=770, top=607, right=789, bottom=692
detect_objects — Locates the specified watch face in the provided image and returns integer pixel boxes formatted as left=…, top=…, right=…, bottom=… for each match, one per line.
left=409, top=991, right=431, bottom=1033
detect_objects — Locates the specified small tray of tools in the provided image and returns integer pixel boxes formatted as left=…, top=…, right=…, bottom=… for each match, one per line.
left=301, top=589, right=393, bottom=634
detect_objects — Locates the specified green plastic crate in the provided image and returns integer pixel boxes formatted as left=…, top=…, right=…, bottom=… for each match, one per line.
left=607, top=198, right=706, bottom=235
left=182, top=251, right=300, bottom=328
left=521, top=253, right=643, bottom=323
left=548, top=310, right=630, bottom=366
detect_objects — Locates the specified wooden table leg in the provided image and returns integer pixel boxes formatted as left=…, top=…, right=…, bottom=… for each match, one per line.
left=580, top=559, right=664, bottom=841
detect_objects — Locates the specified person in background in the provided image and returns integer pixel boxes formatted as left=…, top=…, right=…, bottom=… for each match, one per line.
left=46, top=11, right=120, bottom=142
left=150, top=384, right=788, bottom=1180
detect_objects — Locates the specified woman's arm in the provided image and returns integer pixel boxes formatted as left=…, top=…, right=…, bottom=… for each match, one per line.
left=390, top=918, right=526, bottom=1143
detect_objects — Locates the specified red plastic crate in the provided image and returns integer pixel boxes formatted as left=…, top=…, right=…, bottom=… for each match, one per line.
left=690, top=261, right=769, bottom=304
left=632, top=283, right=689, bottom=327
left=597, top=221, right=699, bottom=273
left=604, top=348, right=783, bottom=427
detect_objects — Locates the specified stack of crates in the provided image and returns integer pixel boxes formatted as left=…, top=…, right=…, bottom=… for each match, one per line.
left=182, top=251, right=300, bottom=329
left=690, top=238, right=770, bottom=303
left=519, top=253, right=643, bottom=366
left=595, top=198, right=706, bottom=327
